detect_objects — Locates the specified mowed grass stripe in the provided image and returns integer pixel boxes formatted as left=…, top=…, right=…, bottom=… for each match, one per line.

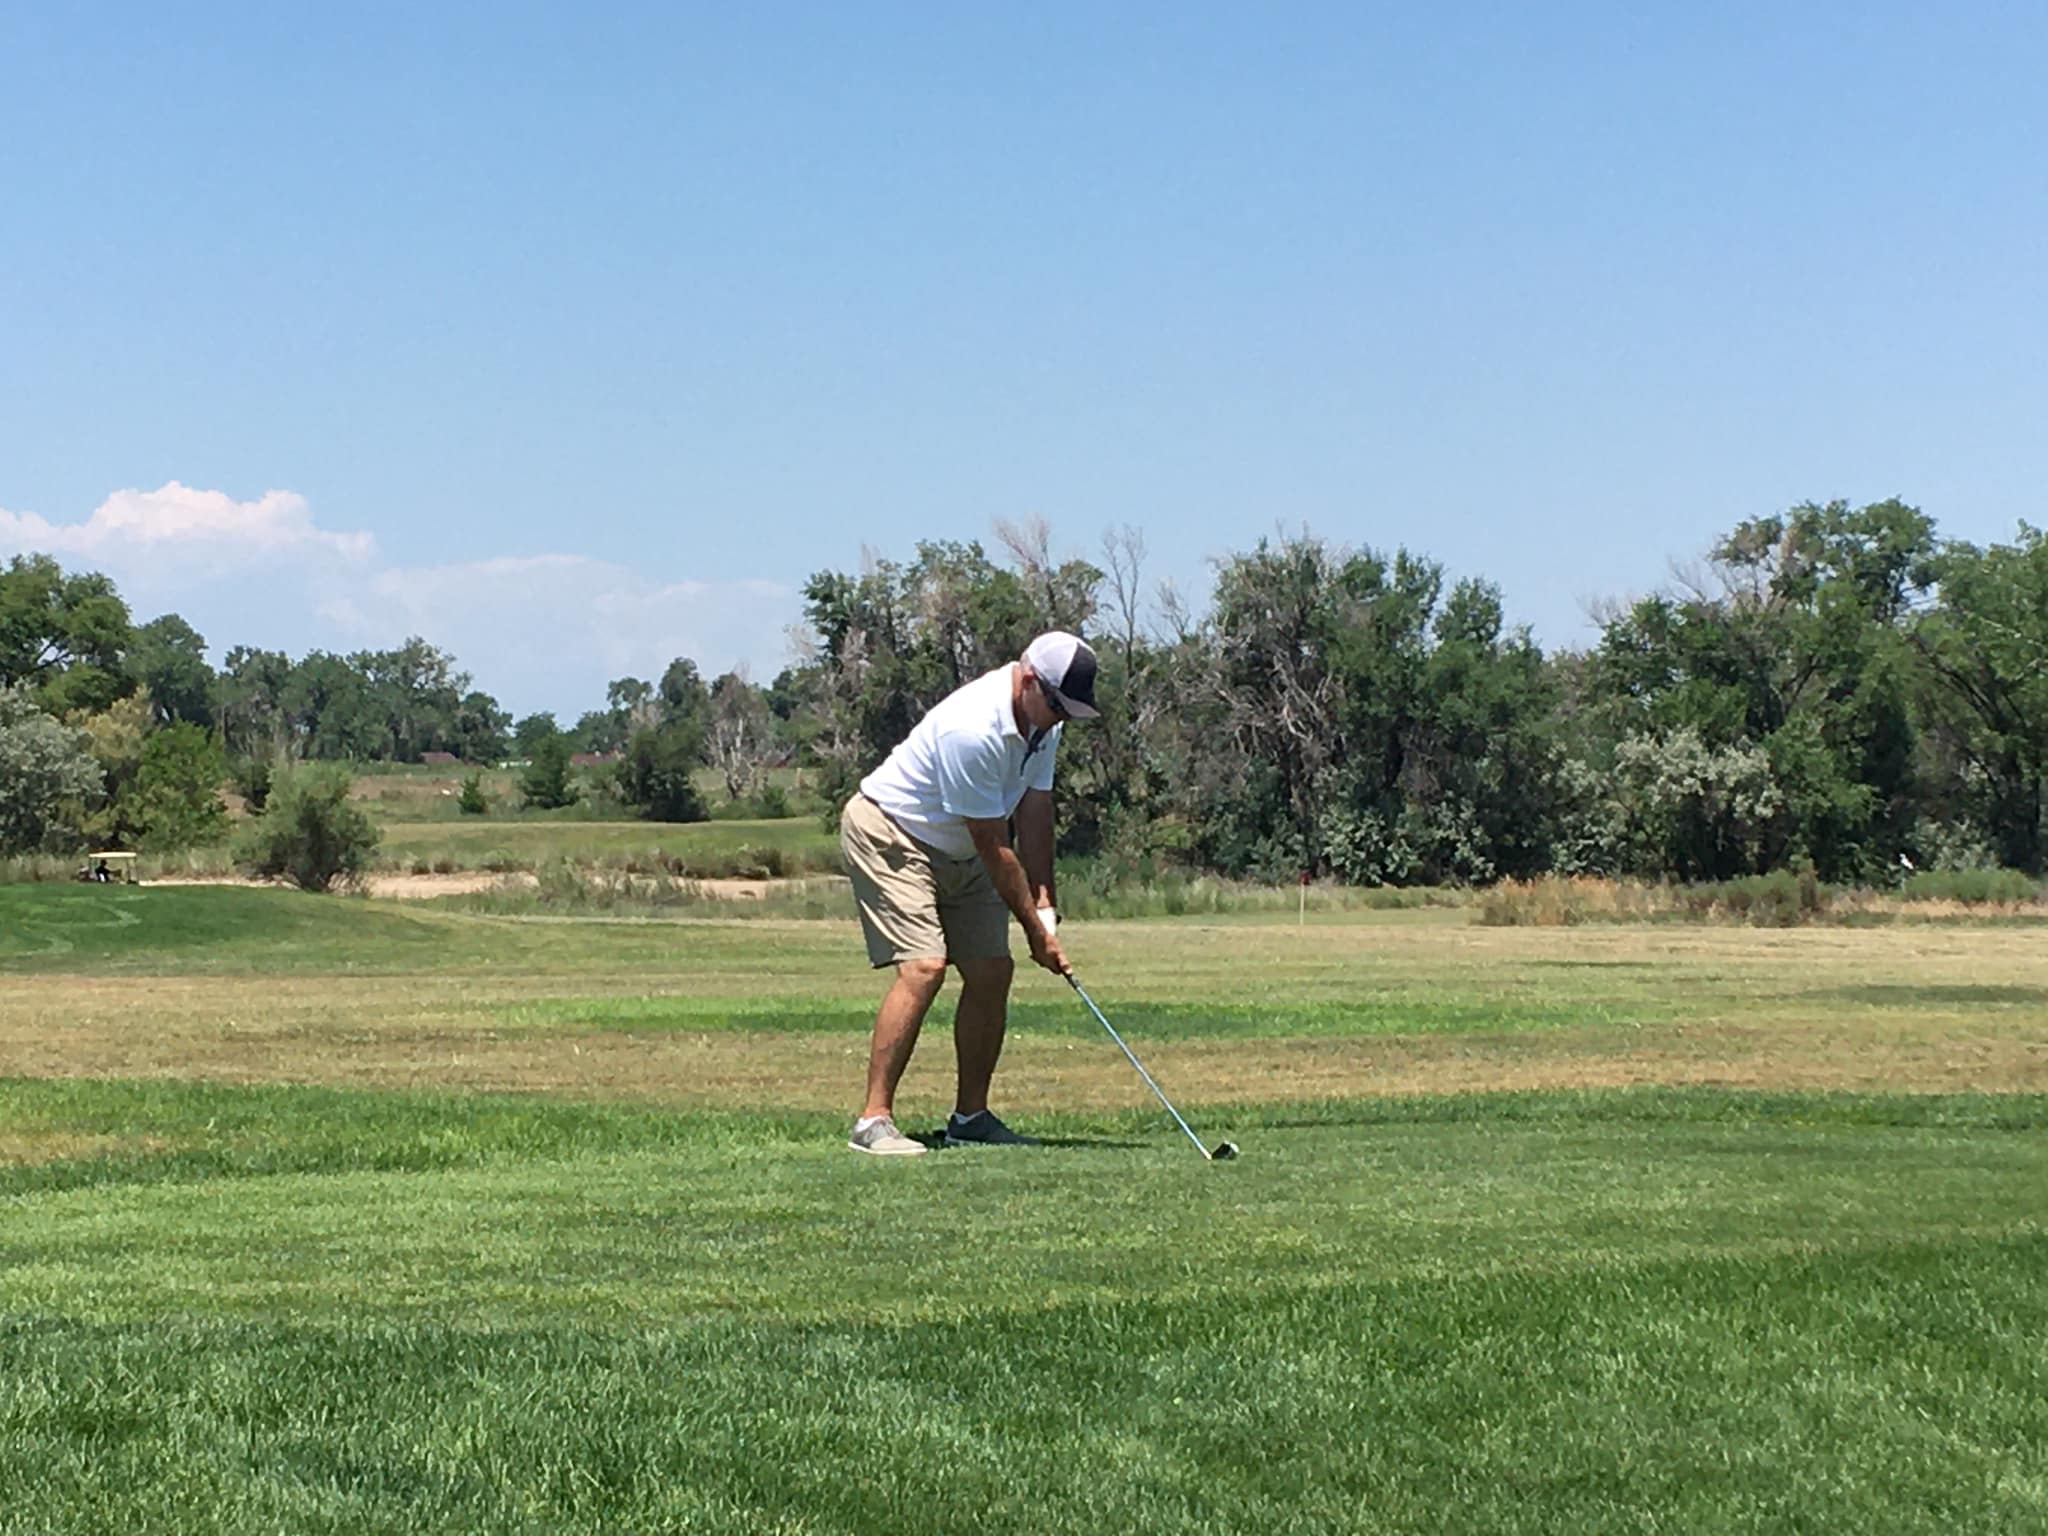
left=3, top=1235, right=2044, bottom=1535
left=490, top=993, right=1604, bottom=1038
left=4, top=1085, right=2044, bottom=1329
left=5, top=1077, right=2043, bottom=1192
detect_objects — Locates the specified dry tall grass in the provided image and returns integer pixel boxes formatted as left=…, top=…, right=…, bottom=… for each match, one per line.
left=1477, top=873, right=2048, bottom=927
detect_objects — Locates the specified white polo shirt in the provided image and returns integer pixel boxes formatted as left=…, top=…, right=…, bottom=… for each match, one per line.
left=860, top=664, right=1059, bottom=859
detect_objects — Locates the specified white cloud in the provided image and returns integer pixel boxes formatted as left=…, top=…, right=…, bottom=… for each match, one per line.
left=0, top=484, right=803, bottom=716
left=325, top=552, right=801, bottom=708
left=0, top=482, right=375, bottom=563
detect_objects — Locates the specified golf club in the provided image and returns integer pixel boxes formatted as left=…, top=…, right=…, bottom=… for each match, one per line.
left=1065, top=972, right=1238, bottom=1161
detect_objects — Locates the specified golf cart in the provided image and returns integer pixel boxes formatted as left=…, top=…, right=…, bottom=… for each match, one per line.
left=75, top=851, right=139, bottom=885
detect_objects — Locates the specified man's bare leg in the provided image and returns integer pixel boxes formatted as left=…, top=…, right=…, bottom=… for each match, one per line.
left=950, top=955, right=1015, bottom=1118
left=861, top=957, right=948, bottom=1121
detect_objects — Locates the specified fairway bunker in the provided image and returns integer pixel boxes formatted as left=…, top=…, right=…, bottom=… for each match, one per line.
left=1067, top=973, right=1237, bottom=1163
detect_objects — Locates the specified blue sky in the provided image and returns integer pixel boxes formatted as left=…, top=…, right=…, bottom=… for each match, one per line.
left=3, top=3, right=2043, bottom=717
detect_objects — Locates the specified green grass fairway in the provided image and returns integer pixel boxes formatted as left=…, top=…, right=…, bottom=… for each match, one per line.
left=3, top=885, right=2046, bottom=1532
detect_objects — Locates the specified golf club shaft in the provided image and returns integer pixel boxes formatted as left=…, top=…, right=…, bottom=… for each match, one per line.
left=1066, top=974, right=1213, bottom=1158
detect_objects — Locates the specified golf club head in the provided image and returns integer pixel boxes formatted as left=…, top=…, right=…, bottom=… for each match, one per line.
left=1209, top=1141, right=1239, bottom=1161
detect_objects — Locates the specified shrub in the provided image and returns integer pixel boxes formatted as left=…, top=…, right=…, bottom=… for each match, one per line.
left=1716, top=870, right=1804, bottom=927
left=233, top=763, right=381, bottom=891
left=615, top=725, right=707, bottom=823
left=520, top=737, right=580, bottom=811
left=1903, top=868, right=2040, bottom=905
left=457, top=773, right=489, bottom=815
left=0, top=682, right=103, bottom=854
left=1475, top=865, right=2048, bottom=928
left=1477, top=878, right=1590, bottom=927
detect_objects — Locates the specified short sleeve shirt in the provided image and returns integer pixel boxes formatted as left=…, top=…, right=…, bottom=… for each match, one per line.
left=859, top=664, right=1059, bottom=859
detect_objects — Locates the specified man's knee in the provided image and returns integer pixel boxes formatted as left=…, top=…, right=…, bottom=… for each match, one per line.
left=955, top=955, right=1015, bottom=994
left=896, top=956, right=949, bottom=994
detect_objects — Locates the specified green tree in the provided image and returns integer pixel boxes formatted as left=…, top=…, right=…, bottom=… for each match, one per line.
left=616, top=721, right=708, bottom=822
left=452, top=690, right=512, bottom=764
left=570, top=676, right=655, bottom=755
left=0, top=682, right=104, bottom=854
left=1913, top=525, right=2048, bottom=872
left=520, top=734, right=580, bottom=810
left=73, top=691, right=153, bottom=847
left=512, top=712, right=561, bottom=759
left=1588, top=500, right=1935, bottom=880
left=127, top=613, right=216, bottom=727
left=609, top=675, right=656, bottom=725
left=284, top=652, right=392, bottom=760
left=215, top=646, right=294, bottom=760
left=0, top=553, right=134, bottom=715
left=1399, top=579, right=1561, bottom=882
left=234, top=762, right=380, bottom=891
left=352, top=637, right=469, bottom=761
left=800, top=538, right=1066, bottom=809
left=657, top=658, right=714, bottom=728
left=127, top=722, right=230, bottom=851
left=571, top=709, right=622, bottom=754
left=457, top=772, right=489, bottom=815
left=1181, top=534, right=1449, bottom=879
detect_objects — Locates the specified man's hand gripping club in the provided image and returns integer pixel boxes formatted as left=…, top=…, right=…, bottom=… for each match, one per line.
left=965, top=815, right=1070, bottom=975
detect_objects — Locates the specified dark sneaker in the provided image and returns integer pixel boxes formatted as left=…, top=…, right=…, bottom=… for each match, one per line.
left=944, top=1110, right=1041, bottom=1147
left=848, top=1116, right=927, bottom=1156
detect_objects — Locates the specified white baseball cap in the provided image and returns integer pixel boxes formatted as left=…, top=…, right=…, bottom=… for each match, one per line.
left=1022, top=631, right=1100, bottom=718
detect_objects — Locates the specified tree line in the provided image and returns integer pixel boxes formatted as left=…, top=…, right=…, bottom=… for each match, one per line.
left=790, top=505, right=2047, bottom=883
left=0, top=550, right=794, bottom=849
left=4, top=497, right=2044, bottom=879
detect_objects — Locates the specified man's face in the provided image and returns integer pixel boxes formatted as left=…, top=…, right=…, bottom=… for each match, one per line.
left=1019, top=666, right=1069, bottom=731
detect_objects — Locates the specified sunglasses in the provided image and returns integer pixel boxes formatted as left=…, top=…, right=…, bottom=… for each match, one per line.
left=1036, top=677, right=1070, bottom=719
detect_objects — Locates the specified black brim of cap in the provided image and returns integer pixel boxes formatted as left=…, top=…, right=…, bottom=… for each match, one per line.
left=1048, top=690, right=1098, bottom=719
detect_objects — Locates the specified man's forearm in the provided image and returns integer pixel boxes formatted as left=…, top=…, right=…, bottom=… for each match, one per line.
left=979, top=841, right=1050, bottom=933
left=1017, top=817, right=1055, bottom=911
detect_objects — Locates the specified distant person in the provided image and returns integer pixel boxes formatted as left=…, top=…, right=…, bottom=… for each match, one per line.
left=839, top=631, right=1099, bottom=1155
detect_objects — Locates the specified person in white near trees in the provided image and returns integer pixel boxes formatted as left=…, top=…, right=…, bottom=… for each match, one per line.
left=837, top=631, right=1099, bottom=1156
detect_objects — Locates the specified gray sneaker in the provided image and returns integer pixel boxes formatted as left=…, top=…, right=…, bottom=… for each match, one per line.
left=848, top=1116, right=927, bottom=1156
left=944, top=1110, right=1041, bottom=1147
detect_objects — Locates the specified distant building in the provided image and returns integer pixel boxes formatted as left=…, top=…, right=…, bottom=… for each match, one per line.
left=421, top=751, right=461, bottom=766
left=570, top=751, right=622, bottom=768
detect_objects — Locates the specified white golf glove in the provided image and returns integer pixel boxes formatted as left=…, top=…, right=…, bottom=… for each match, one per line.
left=1036, top=906, right=1058, bottom=937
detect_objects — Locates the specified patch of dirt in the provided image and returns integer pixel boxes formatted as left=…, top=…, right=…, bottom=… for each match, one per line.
left=143, top=872, right=533, bottom=899
left=363, top=871, right=538, bottom=899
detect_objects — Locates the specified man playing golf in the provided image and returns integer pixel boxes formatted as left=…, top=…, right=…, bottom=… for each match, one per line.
left=840, top=631, right=1098, bottom=1155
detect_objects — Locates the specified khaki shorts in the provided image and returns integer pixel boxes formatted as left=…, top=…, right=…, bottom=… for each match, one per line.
left=840, top=794, right=1010, bottom=968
